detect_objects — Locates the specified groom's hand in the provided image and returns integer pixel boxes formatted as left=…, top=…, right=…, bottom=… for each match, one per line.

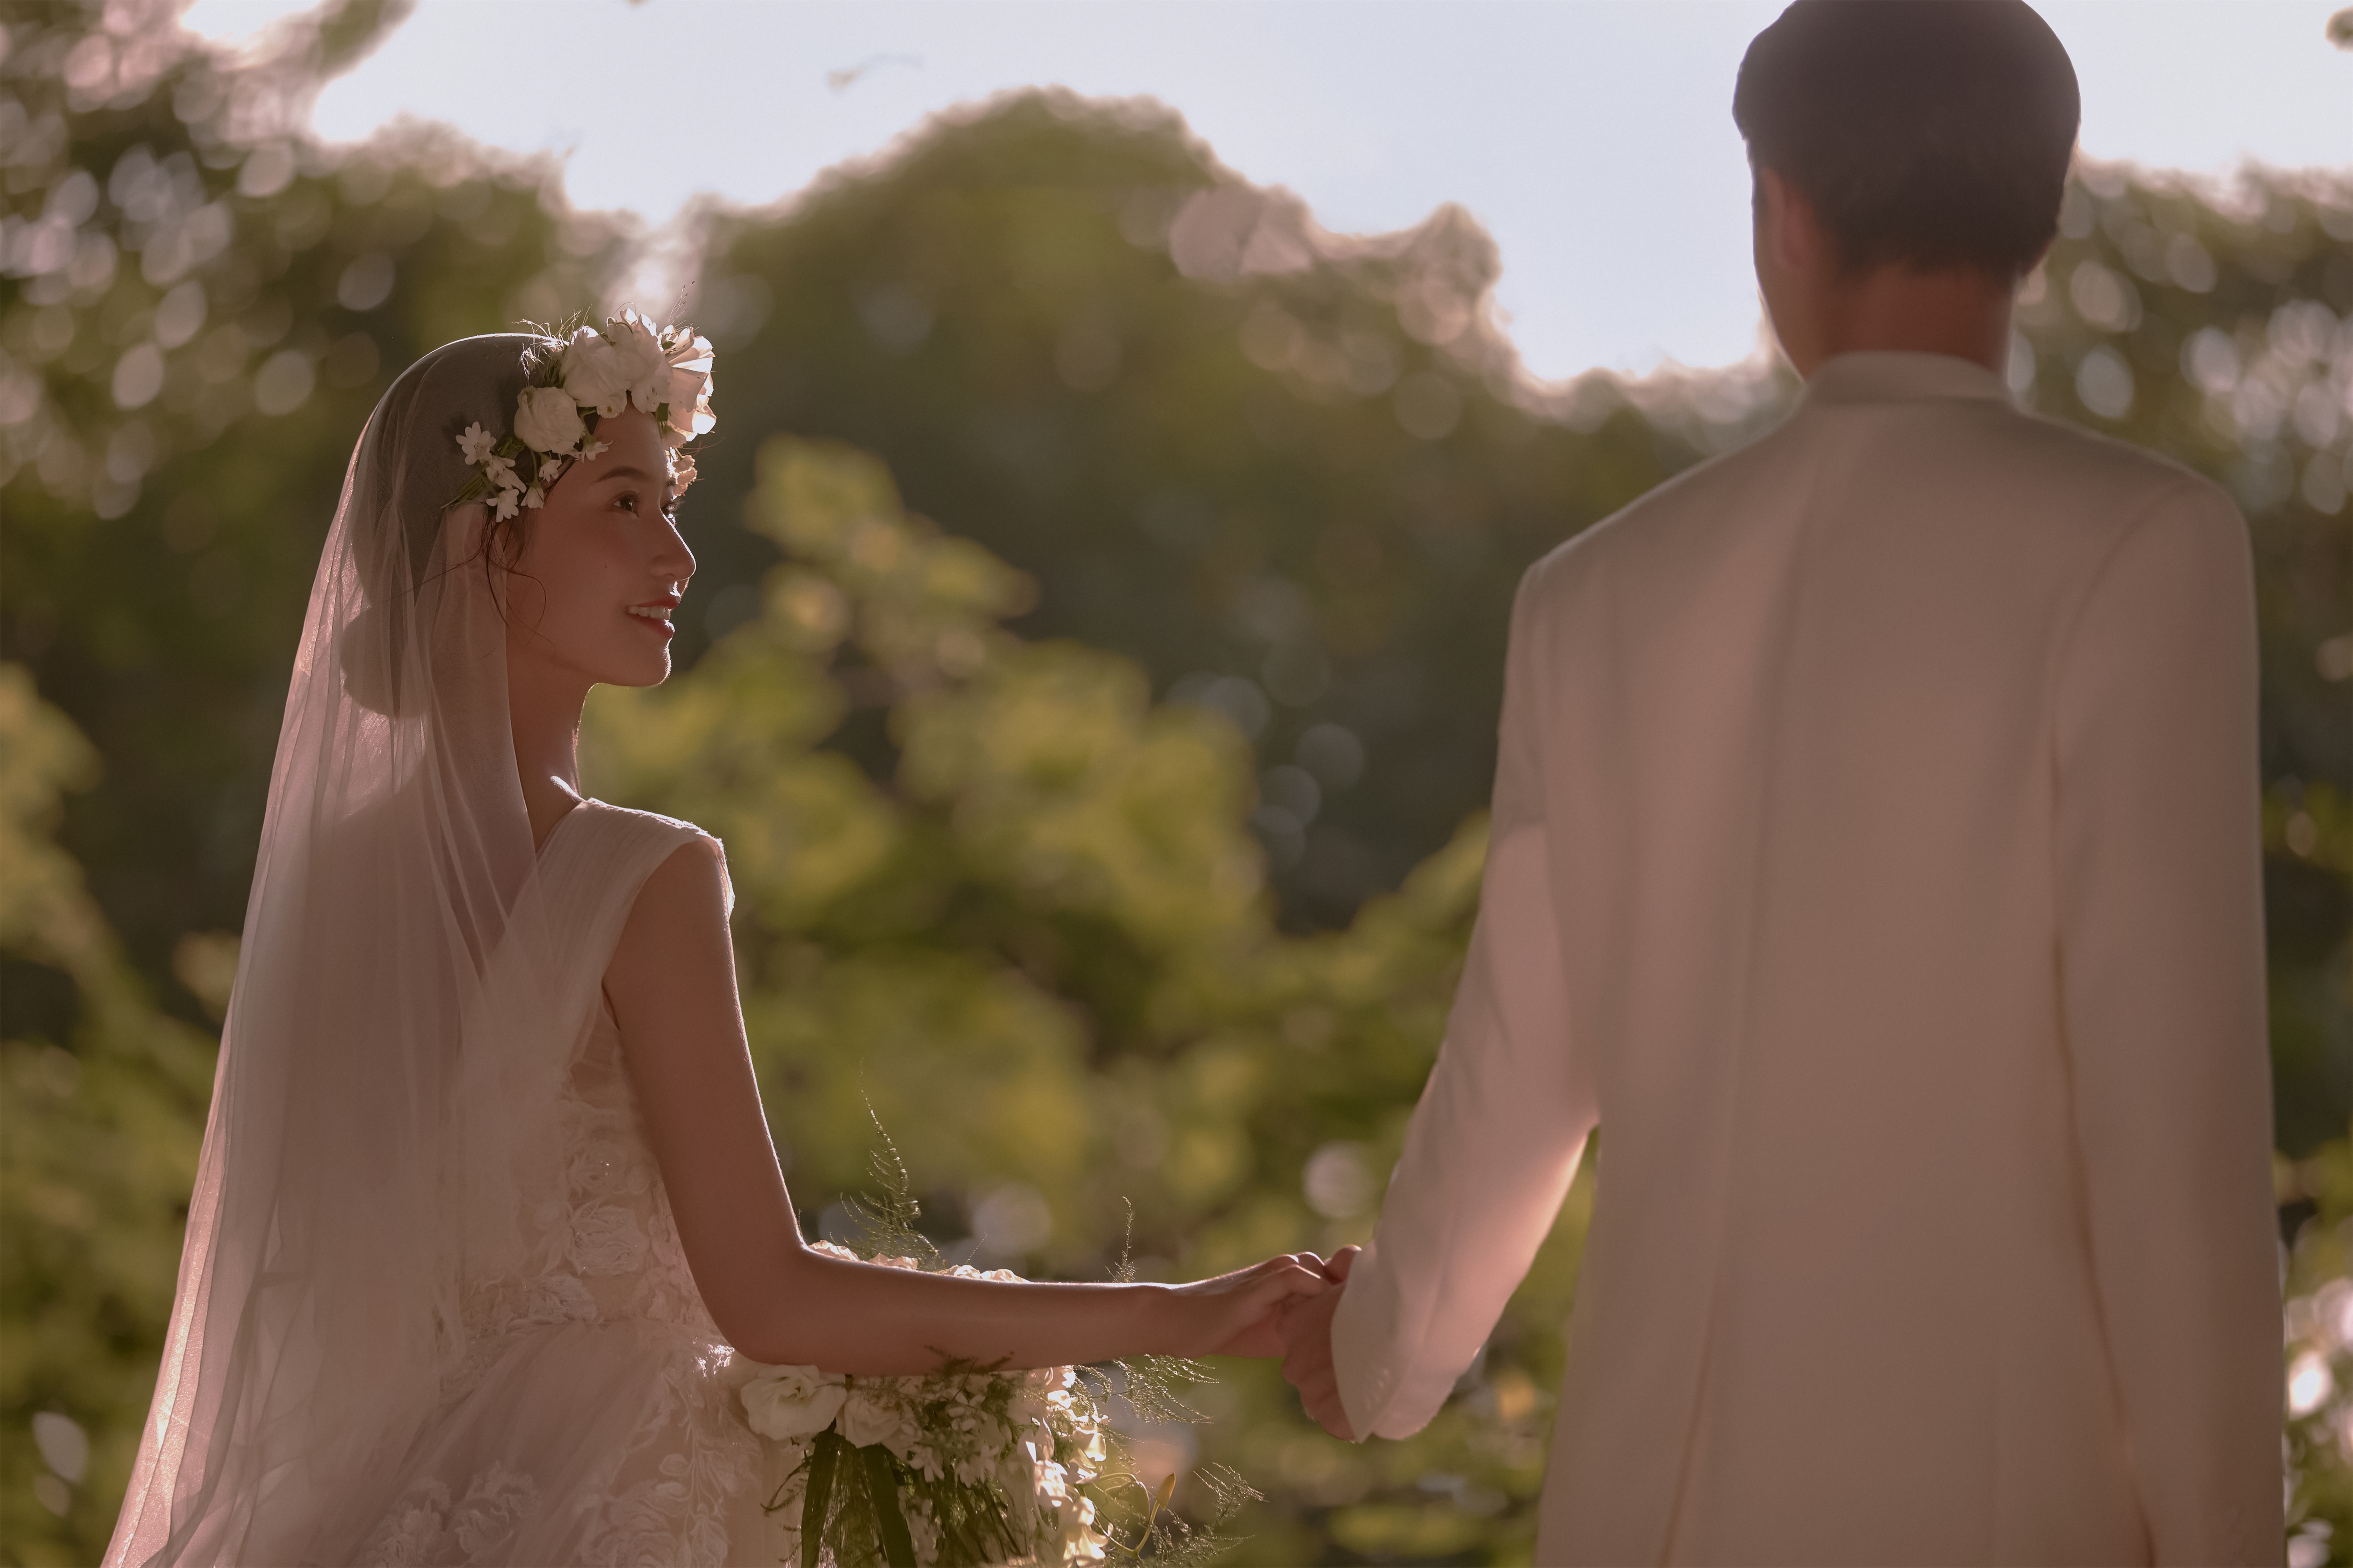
left=1280, top=1246, right=1358, bottom=1440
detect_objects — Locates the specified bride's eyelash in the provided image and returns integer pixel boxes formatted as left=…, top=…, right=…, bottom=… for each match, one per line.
left=612, top=491, right=681, bottom=523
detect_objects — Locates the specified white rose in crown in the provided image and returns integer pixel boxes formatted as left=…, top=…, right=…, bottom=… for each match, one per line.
left=660, top=332, right=716, bottom=436
left=449, top=312, right=715, bottom=513
left=560, top=328, right=630, bottom=418
left=740, top=1364, right=848, bottom=1441
left=836, top=1386, right=919, bottom=1457
left=512, top=386, right=585, bottom=455
left=662, top=364, right=711, bottom=438
left=607, top=314, right=672, bottom=416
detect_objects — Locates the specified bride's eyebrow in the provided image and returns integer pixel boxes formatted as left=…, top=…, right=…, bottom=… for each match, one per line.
left=593, top=464, right=659, bottom=485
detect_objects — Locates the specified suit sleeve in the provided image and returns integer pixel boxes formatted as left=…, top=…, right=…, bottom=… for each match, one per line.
left=1329, top=565, right=1600, bottom=1441
left=2052, top=479, right=2282, bottom=1565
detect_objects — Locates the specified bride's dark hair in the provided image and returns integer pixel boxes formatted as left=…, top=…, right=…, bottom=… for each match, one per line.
left=339, top=334, right=545, bottom=714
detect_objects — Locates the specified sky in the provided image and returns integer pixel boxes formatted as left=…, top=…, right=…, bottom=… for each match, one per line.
left=180, top=0, right=2353, bottom=383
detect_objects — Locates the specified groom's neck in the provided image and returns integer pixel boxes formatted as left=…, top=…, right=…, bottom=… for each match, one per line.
left=1798, top=263, right=2018, bottom=380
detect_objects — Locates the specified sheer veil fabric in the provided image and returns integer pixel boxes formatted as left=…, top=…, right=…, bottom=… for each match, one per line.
left=106, top=335, right=590, bottom=1565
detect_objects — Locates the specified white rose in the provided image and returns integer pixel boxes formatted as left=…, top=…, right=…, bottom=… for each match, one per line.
left=663, top=328, right=714, bottom=370
left=1065, top=1498, right=1109, bottom=1565
left=1065, top=1426, right=1105, bottom=1485
left=1020, top=1418, right=1057, bottom=1465
left=606, top=315, right=670, bottom=415
left=739, top=1364, right=847, bottom=1440
left=836, top=1387, right=919, bottom=1457
left=512, top=386, right=585, bottom=454
left=560, top=328, right=630, bottom=418
left=661, top=366, right=715, bottom=440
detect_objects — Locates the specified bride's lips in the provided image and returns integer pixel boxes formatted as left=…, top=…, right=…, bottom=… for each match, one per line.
left=626, top=594, right=680, bottom=640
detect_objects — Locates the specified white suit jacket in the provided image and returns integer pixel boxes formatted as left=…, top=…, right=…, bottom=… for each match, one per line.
left=1331, top=351, right=2282, bottom=1566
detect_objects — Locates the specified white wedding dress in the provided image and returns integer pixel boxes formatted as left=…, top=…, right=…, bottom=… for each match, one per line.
left=355, top=799, right=785, bottom=1567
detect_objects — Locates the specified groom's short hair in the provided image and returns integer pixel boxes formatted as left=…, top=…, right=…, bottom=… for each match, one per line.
left=1733, top=0, right=2080, bottom=280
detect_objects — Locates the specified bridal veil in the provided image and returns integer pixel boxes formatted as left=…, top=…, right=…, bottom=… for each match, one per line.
left=106, top=335, right=581, bottom=1565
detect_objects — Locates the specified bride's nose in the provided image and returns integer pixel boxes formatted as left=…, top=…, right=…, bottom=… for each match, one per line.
left=653, top=519, right=695, bottom=583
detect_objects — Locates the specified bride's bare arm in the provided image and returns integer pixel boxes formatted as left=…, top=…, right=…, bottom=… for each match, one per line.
left=603, top=838, right=1329, bottom=1375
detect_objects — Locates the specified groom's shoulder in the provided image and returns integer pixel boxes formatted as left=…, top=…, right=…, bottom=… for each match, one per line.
left=1520, top=398, right=2238, bottom=604
left=1987, top=401, right=2231, bottom=500
left=1520, top=426, right=1787, bottom=593
left=1975, top=408, right=2251, bottom=560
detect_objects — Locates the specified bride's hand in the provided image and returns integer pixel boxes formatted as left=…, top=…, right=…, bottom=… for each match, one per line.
left=1160, top=1254, right=1336, bottom=1359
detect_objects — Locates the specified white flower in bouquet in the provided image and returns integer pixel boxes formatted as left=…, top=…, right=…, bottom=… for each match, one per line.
left=1067, top=1426, right=1106, bottom=1485
left=837, top=1386, right=920, bottom=1457
left=741, top=1364, right=847, bottom=1441
left=738, top=1133, right=1255, bottom=1567
left=512, top=386, right=585, bottom=455
left=1059, top=1492, right=1110, bottom=1564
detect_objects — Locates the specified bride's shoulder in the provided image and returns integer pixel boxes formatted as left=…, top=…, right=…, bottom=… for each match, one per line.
left=577, top=796, right=718, bottom=847
left=577, top=799, right=734, bottom=920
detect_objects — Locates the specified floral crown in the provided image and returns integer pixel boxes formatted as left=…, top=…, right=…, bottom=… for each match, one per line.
left=451, top=311, right=716, bottom=521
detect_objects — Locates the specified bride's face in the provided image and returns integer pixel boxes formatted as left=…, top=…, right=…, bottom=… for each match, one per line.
left=502, top=407, right=695, bottom=691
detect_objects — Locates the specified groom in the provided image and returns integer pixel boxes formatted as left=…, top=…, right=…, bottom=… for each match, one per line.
left=1279, top=3, right=2282, bottom=1563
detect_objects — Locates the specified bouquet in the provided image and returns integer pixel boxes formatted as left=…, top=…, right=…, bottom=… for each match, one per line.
left=739, top=1130, right=1256, bottom=1568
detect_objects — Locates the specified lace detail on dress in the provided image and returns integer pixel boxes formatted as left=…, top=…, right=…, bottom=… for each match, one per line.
left=454, top=995, right=720, bottom=1350
left=358, top=1464, right=538, bottom=1567
left=580, top=1335, right=763, bottom=1568
left=355, top=812, right=767, bottom=1564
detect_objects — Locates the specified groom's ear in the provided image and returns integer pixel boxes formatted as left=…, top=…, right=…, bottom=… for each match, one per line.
left=1755, top=168, right=1830, bottom=283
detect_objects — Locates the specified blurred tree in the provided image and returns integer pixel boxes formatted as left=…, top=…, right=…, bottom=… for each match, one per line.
left=0, top=0, right=627, bottom=995
left=0, top=664, right=218, bottom=1565
left=682, top=92, right=1739, bottom=928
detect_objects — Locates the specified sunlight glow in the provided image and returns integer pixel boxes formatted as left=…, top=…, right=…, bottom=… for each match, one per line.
left=179, top=0, right=2352, bottom=380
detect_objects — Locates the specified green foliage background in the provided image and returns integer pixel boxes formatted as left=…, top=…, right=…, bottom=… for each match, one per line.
left=1, top=3, right=2347, bottom=1564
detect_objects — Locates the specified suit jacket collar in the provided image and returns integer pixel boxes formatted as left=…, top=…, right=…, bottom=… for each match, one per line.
left=1801, top=350, right=2010, bottom=409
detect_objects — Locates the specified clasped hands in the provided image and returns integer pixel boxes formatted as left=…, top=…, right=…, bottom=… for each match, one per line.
left=1273, top=1244, right=1360, bottom=1441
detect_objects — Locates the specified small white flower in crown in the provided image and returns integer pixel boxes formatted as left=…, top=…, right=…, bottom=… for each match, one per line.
left=449, top=310, right=715, bottom=521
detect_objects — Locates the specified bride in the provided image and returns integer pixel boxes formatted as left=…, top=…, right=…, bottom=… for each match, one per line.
left=102, top=321, right=1331, bottom=1566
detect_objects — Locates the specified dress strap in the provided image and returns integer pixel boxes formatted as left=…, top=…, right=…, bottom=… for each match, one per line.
left=534, top=800, right=727, bottom=1041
